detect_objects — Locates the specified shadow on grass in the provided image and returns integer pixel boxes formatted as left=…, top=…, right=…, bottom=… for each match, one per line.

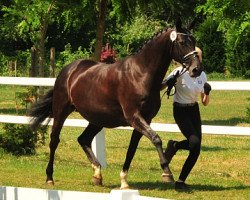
left=107, top=181, right=249, bottom=192
left=0, top=108, right=27, bottom=115
left=203, top=117, right=250, bottom=126
left=110, top=144, right=229, bottom=153
left=201, top=145, right=228, bottom=152
left=190, top=183, right=248, bottom=192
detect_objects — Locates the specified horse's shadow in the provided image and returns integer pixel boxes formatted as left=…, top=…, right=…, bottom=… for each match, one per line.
left=107, top=181, right=249, bottom=192
left=201, top=145, right=228, bottom=152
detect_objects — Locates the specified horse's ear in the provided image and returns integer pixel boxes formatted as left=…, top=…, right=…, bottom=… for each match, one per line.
left=175, top=17, right=182, bottom=32
left=188, top=18, right=196, bottom=30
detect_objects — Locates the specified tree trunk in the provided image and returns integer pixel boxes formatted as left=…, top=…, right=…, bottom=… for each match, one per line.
left=36, top=37, right=46, bottom=77
left=36, top=0, right=56, bottom=77
left=50, top=47, right=55, bottom=77
left=30, top=46, right=38, bottom=77
left=93, top=0, right=108, bottom=62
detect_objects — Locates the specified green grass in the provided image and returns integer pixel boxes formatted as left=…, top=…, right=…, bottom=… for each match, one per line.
left=0, top=128, right=249, bottom=199
left=0, top=85, right=250, bottom=199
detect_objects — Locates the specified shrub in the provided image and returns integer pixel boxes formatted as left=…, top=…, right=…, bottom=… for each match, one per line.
left=0, top=53, right=9, bottom=75
left=111, top=15, right=166, bottom=57
left=245, top=70, right=250, bottom=79
left=56, top=44, right=91, bottom=73
left=247, top=108, right=250, bottom=119
left=195, top=17, right=226, bottom=73
left=0, top=124, right=47, bottom=155
left=247, top=98, right=250, bottom=123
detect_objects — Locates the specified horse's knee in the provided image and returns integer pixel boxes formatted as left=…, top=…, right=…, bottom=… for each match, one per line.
left=152, top=134, right=162, bottom=146
left=78, top=135, right=92, bottom=151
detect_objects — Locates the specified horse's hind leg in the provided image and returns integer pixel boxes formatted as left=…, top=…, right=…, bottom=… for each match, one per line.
left=77, top=123, right=103, bottom=186
left=120, top=129, right=142, bottom=189
left=46, top=104, right=73, bottom=185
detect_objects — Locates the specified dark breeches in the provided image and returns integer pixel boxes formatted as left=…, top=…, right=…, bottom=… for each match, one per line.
left=173, top=103, right=202, bottom=181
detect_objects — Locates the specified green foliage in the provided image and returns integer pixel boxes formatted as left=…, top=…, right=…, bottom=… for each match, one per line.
left=247, top=107, right=250, bottom=123
left=196, top=0, right=250, bottom=77
left=1, top=0, right=56, bottom=42
left=56, top=44, right=91, bottom=72
left=111, top=15, right=166, bottom=57
left=0, top=50, right=31, bottom=77
left=195, top=17, right=225, bottom=73
left=0, top=53, right=9, bottom=75
left=0, top=0, right=249, bottom=77
left=14, top=50, right=31, bottom=76
left=0, top=124, right=47, bottom=155
left=223, top=12, right=250, bottom=77
left=15, top=87, right=38, bottom=113
left=247, top=97, right=250, bottom=123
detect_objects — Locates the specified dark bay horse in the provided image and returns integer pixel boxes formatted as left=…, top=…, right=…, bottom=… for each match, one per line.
left=30, top=18, right=202, bottom=189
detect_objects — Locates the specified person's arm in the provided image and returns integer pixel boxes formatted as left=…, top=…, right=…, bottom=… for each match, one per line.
left=201, top=82, right=211, bottom=106
left=201, top=93, right=209, bottom=106
left=161, top=79, right=169, bottom=90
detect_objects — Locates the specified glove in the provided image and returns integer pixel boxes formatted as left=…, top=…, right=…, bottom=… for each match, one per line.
left=204, top=82, right=211, bottom=95
left=166, top=70, right=179, bottom=87
left=166, top=71, right=179, bottom=97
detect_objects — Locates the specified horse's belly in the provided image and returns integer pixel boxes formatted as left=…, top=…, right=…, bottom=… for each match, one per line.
left=79, top=110, right=128, bottom=128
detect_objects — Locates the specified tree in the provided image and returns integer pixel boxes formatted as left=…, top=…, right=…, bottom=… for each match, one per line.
left=2, top=0, right=56, bottom=77
left=196, top=0, right=250, bottom=77
left=1, top=0, right=205, bottom=73
left=195, top=17, right=225, bottom=73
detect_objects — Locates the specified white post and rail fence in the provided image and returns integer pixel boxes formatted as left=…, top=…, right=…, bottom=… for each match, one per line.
left=0, top=77, right=250, bottom=200
left=0, top=77, right=250, bottom=167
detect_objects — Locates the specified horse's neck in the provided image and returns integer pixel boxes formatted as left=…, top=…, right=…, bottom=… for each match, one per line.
left=134, top=32, right=172, bottom=88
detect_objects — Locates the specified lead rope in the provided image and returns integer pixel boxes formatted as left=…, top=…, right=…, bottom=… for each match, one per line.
left=161, top=67, right=187, bottom=100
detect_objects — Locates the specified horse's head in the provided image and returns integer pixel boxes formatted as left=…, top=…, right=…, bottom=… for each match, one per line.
left=170, top=18, right=203, bottom=77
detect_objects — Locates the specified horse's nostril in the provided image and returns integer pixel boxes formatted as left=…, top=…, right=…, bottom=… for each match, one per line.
left=193, top=67, right=198, bottom=73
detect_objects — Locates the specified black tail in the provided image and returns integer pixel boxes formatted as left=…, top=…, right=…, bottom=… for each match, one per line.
left=29, top=89, right=54, bottom=131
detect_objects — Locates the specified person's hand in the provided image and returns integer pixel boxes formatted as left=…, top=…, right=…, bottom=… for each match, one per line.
left=166, top=75, right=177, bottom=88
left=166, top=71, right=179, bottom=97
left=204, top=82, right=211, bottom=95
left=166, top=71, right=179, bottom=88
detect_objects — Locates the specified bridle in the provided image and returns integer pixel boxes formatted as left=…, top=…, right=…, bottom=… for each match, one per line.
left=162, top=32, right=199, bottom=99
left=182, top=50, right=199, bottom=69
left=171, top=31, right=199, bottom=71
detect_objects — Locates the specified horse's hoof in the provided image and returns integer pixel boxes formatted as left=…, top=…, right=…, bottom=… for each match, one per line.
left=92, top=176, right=103, bottom=186
left=120, top=186, right=130, bottom=190
left=46, top=180, right=54, bottom=186
left=162, top=173, right=175, bottom=184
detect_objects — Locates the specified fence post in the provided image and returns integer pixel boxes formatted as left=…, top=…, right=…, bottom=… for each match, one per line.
left=91, top=129, right=107, bottom=168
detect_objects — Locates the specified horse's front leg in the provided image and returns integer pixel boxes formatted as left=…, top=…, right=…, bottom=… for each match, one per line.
left=125, top=113, right=174, bottom=187
left=120, top=130, right=142, bottom=189
left=78, top=123, right=103, bottom=186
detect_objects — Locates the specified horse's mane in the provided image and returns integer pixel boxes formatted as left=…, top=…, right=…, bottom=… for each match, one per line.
left=133, top=26, right=173, bottom=55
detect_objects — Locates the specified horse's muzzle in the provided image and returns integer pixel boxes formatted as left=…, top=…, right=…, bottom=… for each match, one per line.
left=190, top=66, right=203, bottom=77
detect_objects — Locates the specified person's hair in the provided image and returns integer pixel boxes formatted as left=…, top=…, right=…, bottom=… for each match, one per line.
left=195, top=47, right=202, bottom=63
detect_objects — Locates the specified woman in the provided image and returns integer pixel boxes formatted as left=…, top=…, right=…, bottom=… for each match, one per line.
left=162, top=47, right=212, bottom=190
